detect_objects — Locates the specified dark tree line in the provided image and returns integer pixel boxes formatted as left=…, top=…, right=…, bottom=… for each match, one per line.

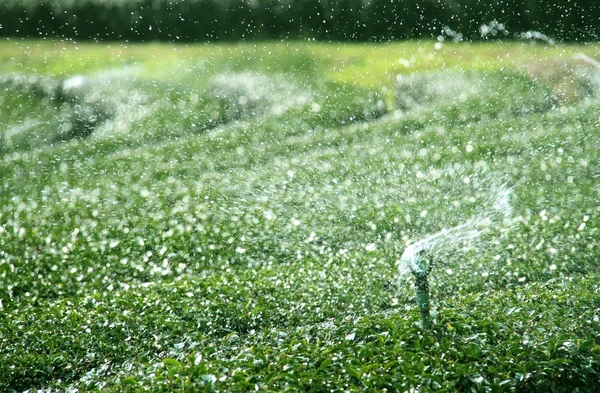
left=1, top=0, right=598, bottom=42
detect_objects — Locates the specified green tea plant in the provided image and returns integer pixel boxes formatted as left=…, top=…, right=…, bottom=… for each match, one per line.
left=0, top=41, right=599, bottom=392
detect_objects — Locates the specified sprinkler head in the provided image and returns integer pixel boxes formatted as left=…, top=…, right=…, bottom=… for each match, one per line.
left=409, top=249, right=433, bottom=278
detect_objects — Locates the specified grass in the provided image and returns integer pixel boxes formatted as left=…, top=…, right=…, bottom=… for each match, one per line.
left=1, top=38, right=600, bottom=392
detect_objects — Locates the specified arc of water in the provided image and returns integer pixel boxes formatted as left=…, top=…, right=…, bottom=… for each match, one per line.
left=398, top=182, right=513, bottom=279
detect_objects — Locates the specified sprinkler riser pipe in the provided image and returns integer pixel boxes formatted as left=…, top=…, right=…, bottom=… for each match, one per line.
left=404, top=249, right=434, bottom=329
left=414, top=272, right=431, bottom=329
left=414, top=280, right=431, bottom=329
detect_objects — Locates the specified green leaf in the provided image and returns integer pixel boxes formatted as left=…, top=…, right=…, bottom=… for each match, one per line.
left=120, top=376, right=137, bottom=385
left=162, top=358, right=182, bottom=368
left=441, top=337, right=450, bottom=351
left=550, top=358, right=571, bottom=366
left=579, top=339, right=595, bottom=351
left=346, top=366, right=362, bottom=379
left=384, top=360, right=399, bottom=371
left=319, top=358, right=333, bottom=371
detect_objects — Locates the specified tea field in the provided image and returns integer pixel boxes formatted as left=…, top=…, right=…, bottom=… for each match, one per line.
left=1, top=39, right=599, bottom=392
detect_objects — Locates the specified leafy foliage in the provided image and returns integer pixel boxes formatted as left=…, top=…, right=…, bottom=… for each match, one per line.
left=0, top=41, right=599, bottom=392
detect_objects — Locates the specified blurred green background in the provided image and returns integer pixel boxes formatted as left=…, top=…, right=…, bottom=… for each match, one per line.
left=1, top=0, right=599, bottom=42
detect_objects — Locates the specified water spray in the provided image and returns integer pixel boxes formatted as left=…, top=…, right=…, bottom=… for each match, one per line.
left=398, top=177, right=514, bottom=329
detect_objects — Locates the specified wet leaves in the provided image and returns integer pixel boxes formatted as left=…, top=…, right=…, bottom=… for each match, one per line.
left=0, top=42, right=599, bottom=392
